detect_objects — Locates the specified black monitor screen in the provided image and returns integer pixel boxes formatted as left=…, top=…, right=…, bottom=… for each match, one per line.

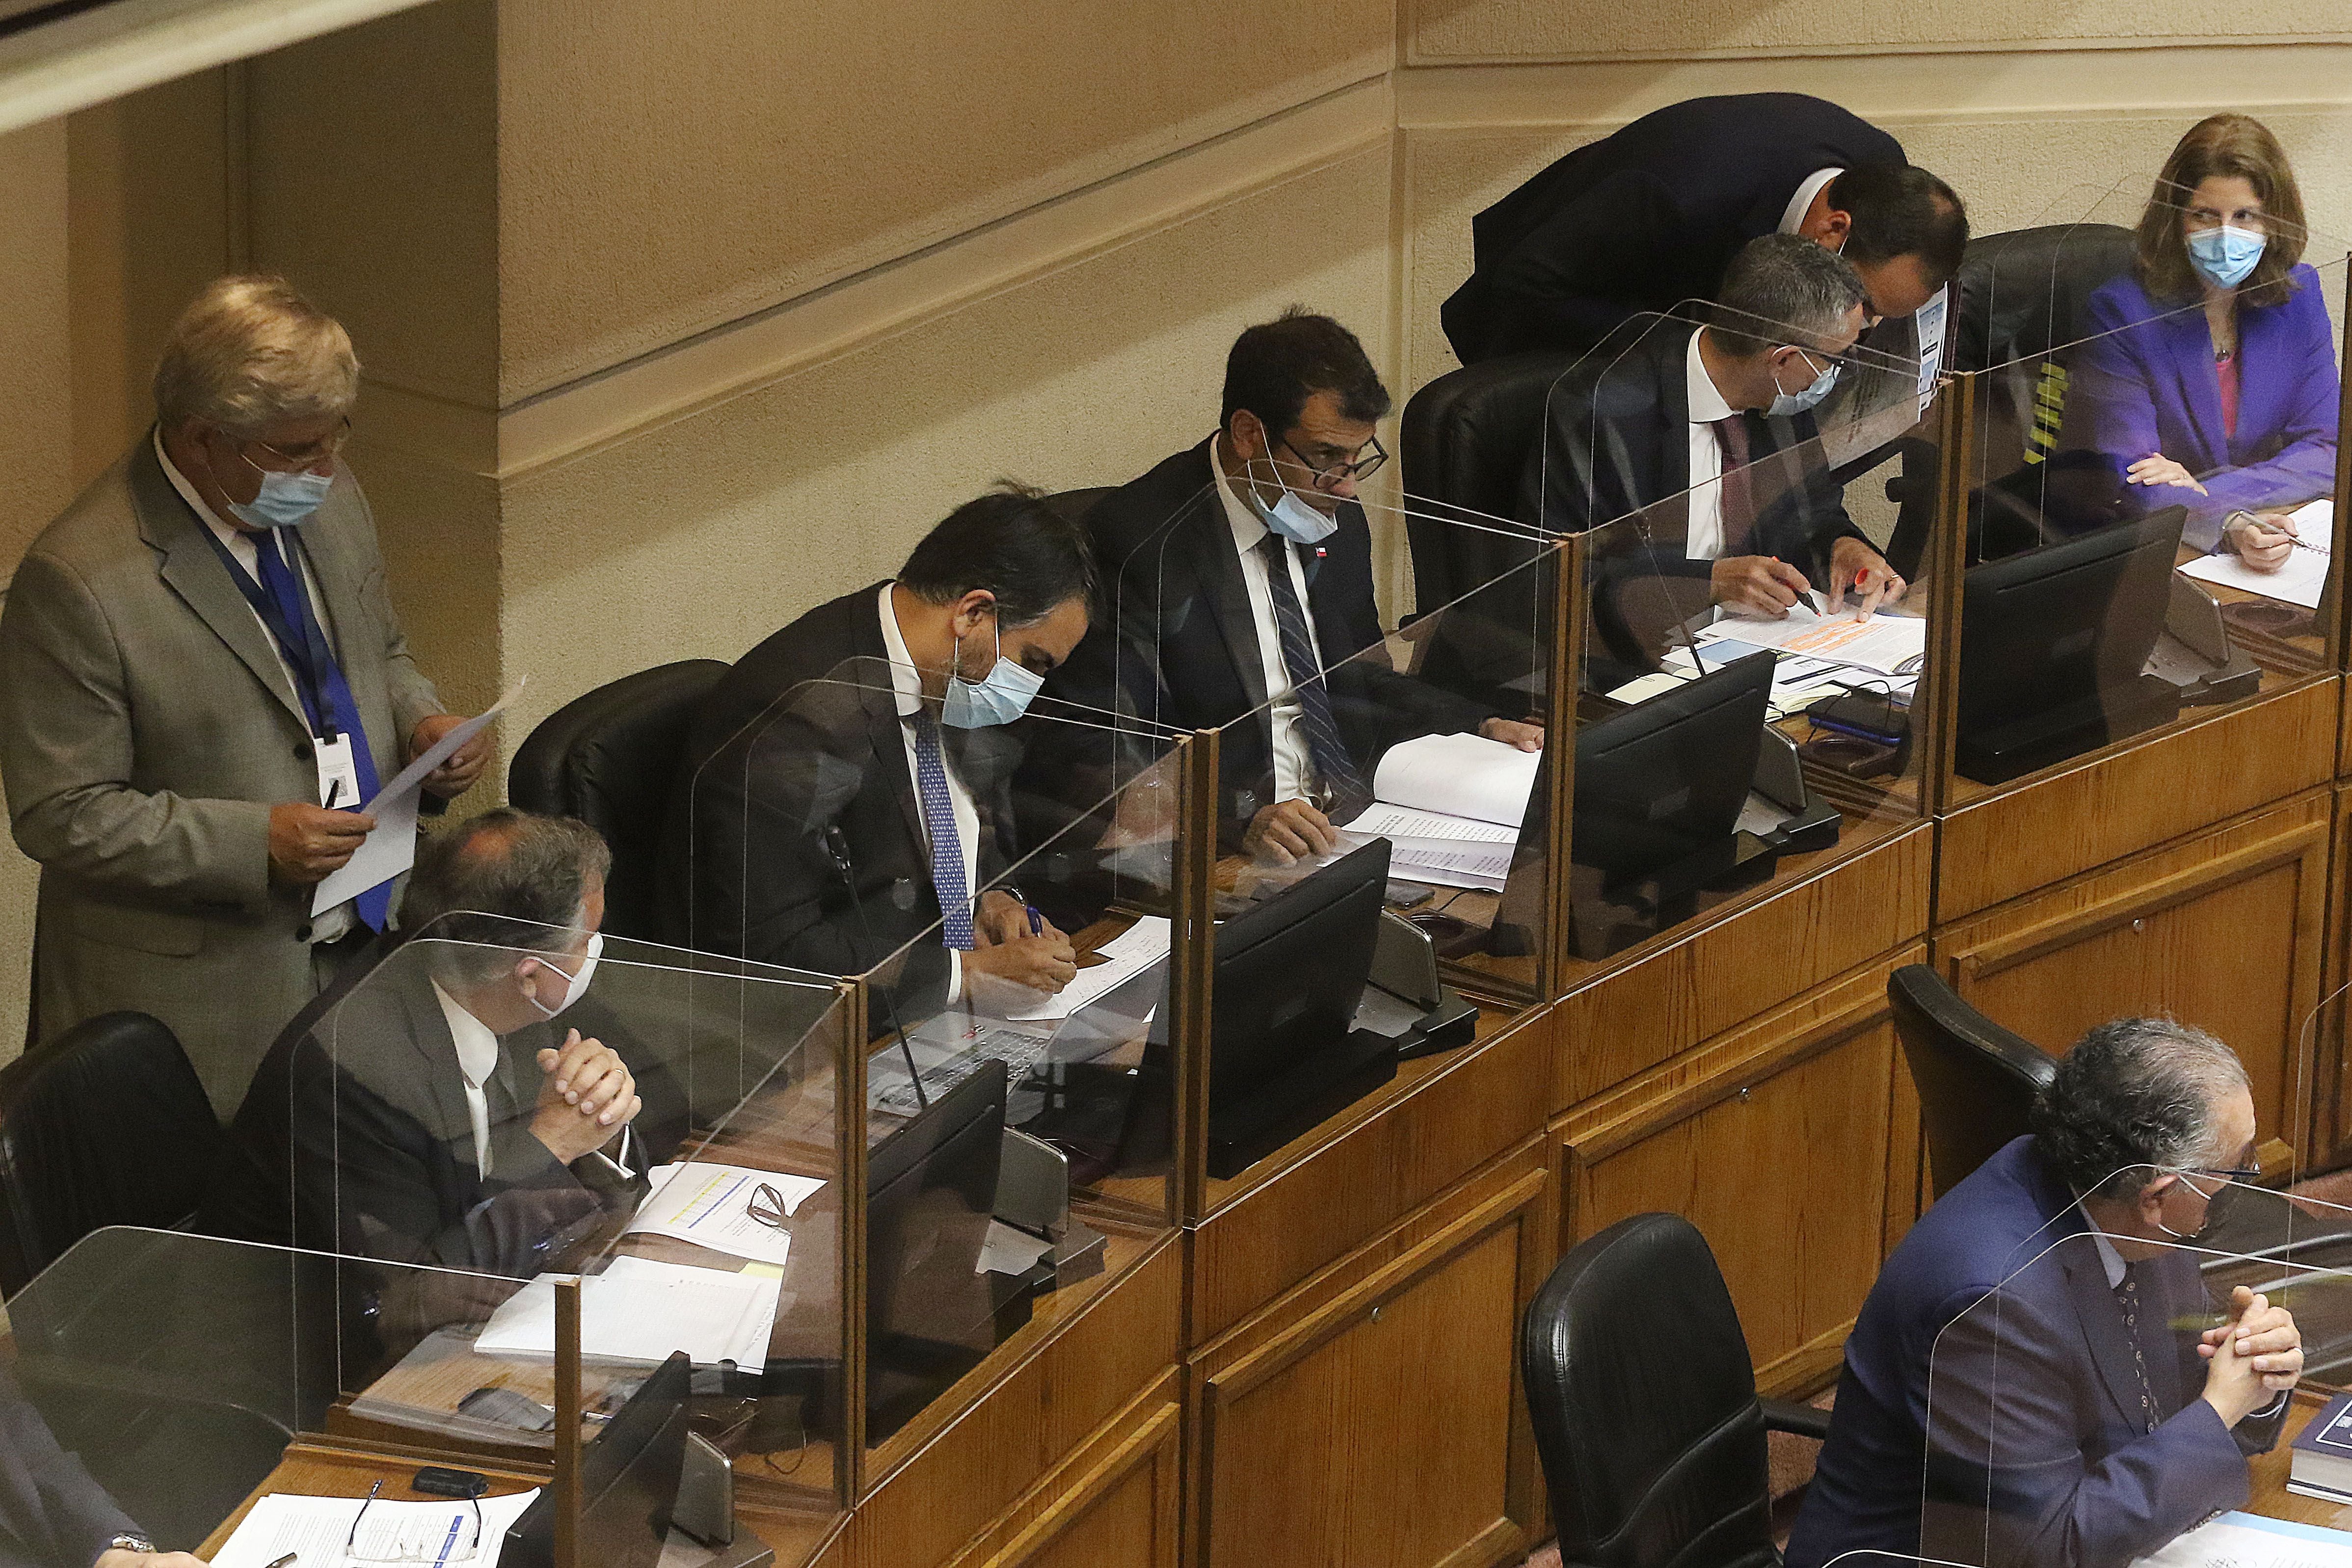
left=1573, top=650, right=1775, bottom=883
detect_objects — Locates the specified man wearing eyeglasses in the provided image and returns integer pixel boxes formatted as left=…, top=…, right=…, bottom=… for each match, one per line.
left=0, top=276, right=488, bottom=1116
left=1788, top=1018, right=2300, bottom=1568
left=1526, top=234, right=1906, bottom=628
left=1041, top=310, right=1538, bottom=864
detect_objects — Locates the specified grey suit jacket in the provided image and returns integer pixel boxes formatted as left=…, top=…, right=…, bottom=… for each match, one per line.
left=0, top=434, right=442, bottom=1114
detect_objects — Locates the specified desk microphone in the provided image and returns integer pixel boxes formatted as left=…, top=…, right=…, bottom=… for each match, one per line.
left=823, top=824, right=929, bottom=1112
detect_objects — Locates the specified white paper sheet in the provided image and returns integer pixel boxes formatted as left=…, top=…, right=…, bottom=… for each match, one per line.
left=1915, top=284, right=1949, bottom=419
left=1695, top=604, right=1927, bottom=676
left=2180, top=498, right=2334, bottom=610
left=621, top=1163, right=821, bottom=1266
left=314, top=679, right=526, bottom=913
left=1367, top=731, right=1543, bottom=828
left=1342, top=803, right=1517, bottom=845
left=210, top=1487, right=541, bottom=1568
left=1002, top=914, right=1170, bottom=1023
left=2131, top=1508, right=2352, bottom=1568
left=475, top=1255, right=778, bottom=1368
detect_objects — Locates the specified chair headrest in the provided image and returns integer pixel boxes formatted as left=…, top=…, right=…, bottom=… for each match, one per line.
left=1951, top=223, right=2138, bottom=374
left=1400, top=350, right=1581, bottom=607
left=0, top=1011, right=225, bottom=1294
left=507, top=659, right=730, bottom=939
left=1887, top=963, right=2056, bottom=1094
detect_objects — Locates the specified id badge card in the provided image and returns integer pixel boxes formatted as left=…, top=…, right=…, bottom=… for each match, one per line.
left=314, top=733, right=364, bottom=811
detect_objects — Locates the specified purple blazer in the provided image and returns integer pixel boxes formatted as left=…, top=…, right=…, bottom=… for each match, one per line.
left=2062, top=263, right=2339, bottom=551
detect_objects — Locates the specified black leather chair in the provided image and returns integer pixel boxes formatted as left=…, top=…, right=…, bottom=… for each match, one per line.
left=508, top=658, right=729, bottom=941
left=1885, top=221, right=2139, bottom=569
left=0, top=1010, right=227, bottom=1295
left=1522, top=1212, right=1830, bottom=1568
left=1888, top=964, right=2058, bottom=1201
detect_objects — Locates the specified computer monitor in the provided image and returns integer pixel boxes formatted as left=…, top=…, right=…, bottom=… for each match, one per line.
left=865, top=1057, right=1016, bottom=1441
left=1572, top=649, right=1776, bottom=889
left=1955, top=505, right=2186, bottom=783
left=505, top=1350, right=694, bottom=1568
left=1126, top=839, right=1398, bottom=1179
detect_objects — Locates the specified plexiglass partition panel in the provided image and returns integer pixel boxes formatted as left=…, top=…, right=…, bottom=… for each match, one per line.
left=204, top=927, right=857, bottom=1554
left=1541, top=311, right=1935, bottom=962
left=1946, top=184, right=2347, bottom=797
left=1921, top=1177, right=2352, bottom=1568
left=672, top=645, right=1188, bottom=1455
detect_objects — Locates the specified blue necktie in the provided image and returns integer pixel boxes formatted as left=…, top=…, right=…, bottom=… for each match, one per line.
left=253, top=533, right=390, bottom=930
left=909, top=712, right=975, bottom=951
left=1256, top=534, right=1372, bottom=821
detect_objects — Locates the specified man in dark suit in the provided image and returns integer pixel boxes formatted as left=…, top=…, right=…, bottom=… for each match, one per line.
left=659, top=488, right=1092, bottom=1015
left=1443, top=93, right=1966, bottom=366
left=1787, top=1019, right=2301, bottom=1568
left=1043, top=310, right=1539, bottom=864
left=1530, top=235, right=1907, bottom=634
left=211, top=809, right=672, bottom=1277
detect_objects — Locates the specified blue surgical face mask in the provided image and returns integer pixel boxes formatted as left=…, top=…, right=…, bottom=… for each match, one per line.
left=1247, top=455, right=1340, bottom=545
left=229, top=465, right=336, bottom=531
left=941, top=620, right=1044, bottom=728
left=1766, top=348, right=1842, bottom=419
left=2187, top=224, right=2266, bottom=290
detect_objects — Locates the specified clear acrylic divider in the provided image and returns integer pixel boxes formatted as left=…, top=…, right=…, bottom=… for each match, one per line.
left=1947, top=183, right=2346, bottom=797
left=1921, top=1173, right=2352, bottom=1568
left=673, top=641, right=1187, bottom=1454
left=203, top=926, right=857, bottom=1557
left=1546, top=310, right=1935, bottom=963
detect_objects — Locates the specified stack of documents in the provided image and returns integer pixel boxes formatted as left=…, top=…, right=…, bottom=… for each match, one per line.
left=211, top=1488, right=540, bottom=1568
left=1338, top=731, right=1541, bottom=892
left=2181, top=497, right=2334, bottom=610
left=2131, top=1509, right=2352, bottom=1568
left=620, top=1162, right=822, bottom=1266
left=1692, top=602, right=1927, bottom=678
left=476, top=1254, right=779, bottom=1368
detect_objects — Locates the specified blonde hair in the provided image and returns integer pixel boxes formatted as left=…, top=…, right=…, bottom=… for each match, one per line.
left=2135, top=114, right=2309, bottom=307
left=152, top=275, right=360, bottom=436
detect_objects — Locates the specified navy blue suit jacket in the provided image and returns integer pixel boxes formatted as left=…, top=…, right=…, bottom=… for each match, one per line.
left=0, top=1365, right=139, bottom=1568
left=1787, top=1136, right=2279, bottom=1568
left=1442, top=93, right=1902, bottom=364
left=2061, top=265, right=2340, bottom=551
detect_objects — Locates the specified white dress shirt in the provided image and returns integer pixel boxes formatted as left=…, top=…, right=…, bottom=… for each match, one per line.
left=430, top=978, right=504, bottom=1177
left=1779, top=167, right=1844, bottom=237
left=877, top=584, right=981, bottom=992
left=155, top=428, right=356, bottom=941
left=1684, top=329, right=1740, bottom=562
left=1208, top=442, right=1327, bottom=803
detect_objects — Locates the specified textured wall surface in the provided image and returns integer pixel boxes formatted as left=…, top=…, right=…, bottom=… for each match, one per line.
left=496, top=0, right=1391, bottom=400
left=496, top=145, right=1394, bottom=746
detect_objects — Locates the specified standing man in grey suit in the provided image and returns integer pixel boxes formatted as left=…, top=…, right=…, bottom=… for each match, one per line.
left=0, top=275, right=488, bottom=1114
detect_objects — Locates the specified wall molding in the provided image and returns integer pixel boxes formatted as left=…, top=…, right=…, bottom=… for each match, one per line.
left=1403, top=32, right=2352, bottom=70
left=1395, top=42, right=2352, bottom=130
left=360, top=73, right=1394, bottom=486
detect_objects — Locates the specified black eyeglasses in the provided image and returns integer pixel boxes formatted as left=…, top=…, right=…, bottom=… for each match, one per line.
left=747, top=1182, right=796, bottom=1229
left=1275, top=432, right=1388, bottom=490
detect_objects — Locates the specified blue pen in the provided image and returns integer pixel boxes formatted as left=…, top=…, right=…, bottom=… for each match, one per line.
left=1024, top=904, right=1044, bottom=937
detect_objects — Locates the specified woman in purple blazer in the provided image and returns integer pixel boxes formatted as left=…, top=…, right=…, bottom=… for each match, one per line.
left=2065, top=114, right=2339, bottom=560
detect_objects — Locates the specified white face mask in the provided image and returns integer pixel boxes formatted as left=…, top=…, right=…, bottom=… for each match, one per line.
left=1245, top=452, right=1339, bottom=545
left=524, top=930, right=602, bottom=1020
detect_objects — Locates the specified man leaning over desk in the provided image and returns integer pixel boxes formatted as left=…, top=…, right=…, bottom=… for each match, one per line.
left=0, top=276, right=488, bottom=1115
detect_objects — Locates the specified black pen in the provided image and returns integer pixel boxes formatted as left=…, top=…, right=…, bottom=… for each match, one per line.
left=263, top=1553, right=297, bottom=1568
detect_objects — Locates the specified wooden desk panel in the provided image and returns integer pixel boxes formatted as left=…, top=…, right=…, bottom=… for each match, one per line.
left=1933, top=791, right=2333, bottom=1176
left=1937, top=676, right=2339, bottom=923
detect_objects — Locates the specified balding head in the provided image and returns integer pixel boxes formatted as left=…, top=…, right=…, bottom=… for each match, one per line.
left=403, top=809, right=612, bottom=985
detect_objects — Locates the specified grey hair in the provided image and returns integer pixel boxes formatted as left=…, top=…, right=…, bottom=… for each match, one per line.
left=1708, top=233, right=1869, bottom=358
left=400, top=809, right=613, bottom=988
left=2031, top=1017, right=2251, bottom=1201
left=152, top=274, right=360, bottom=436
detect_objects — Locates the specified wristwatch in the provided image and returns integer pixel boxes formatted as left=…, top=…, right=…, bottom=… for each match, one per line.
left=102, top=1537, right=155, bottom=1558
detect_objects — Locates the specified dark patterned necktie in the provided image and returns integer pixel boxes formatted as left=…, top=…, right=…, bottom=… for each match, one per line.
left=909, top=711, right=974, bottom=951
left=2114, top=1263, right=2160, bottom=1435
left=1711, top=415, right=1758, bottom=556
left=1256, top=533, right=1371, bottom=821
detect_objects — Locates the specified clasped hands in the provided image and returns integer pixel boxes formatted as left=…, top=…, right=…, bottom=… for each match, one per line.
left=266, top=714, right=492, bottom=885
left=2198, top=1283, right=2303, bottom=1428
left=530, top=1027, right=643, bottom=1165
